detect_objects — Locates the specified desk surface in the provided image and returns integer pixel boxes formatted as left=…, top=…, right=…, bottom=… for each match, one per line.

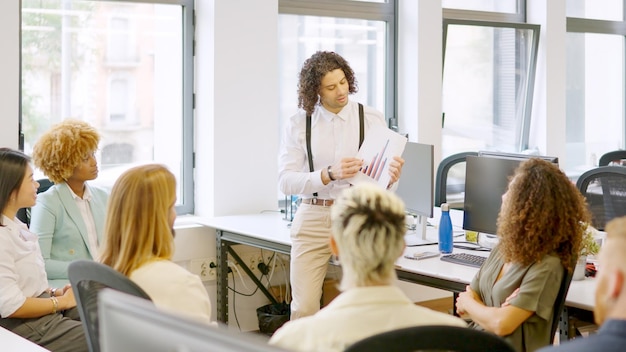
left=201, top=212, right=595, bottom=311
left=198, top=212, right=292, bottom=247
left=0, top=327, right=50, bottom=352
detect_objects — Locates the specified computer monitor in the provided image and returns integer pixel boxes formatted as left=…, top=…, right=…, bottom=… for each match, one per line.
left=478, top=150, right=559, bottom=164
left=463, top=152, right=559, bottom=236
left=99, top=289, right=286, bottom=352
left=396, top=142, right=434, bottom=245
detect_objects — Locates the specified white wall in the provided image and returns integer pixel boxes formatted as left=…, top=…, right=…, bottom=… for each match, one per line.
left=527, top=0, right=567, bottom=163
left=0, top=1, right=20, bottom=148
left=194, top=0, right=279, bottom=218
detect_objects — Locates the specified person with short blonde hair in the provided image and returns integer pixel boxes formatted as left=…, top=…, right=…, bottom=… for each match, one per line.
left=30, top=119, right=108, bottom=288
left=269, top=183, right=466, bottom=352
left=538, top=216, right=626, bottom=352
left=99, top=164, right=212, bottom=325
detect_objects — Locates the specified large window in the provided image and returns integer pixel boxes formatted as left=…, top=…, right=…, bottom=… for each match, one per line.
left=21, top=0, right=194, bottom=213
left=565, top=1, right=626, bottom=176
left=442, top=17, right=539, bottom=157
left=278, top=0, right=395, bottom=129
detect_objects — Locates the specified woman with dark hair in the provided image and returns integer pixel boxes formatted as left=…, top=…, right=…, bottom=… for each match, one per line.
left=456, top=158, right=592, bottom=352
left=278, top=51, right=404, bottom=319
left=0, top=148, right=87, bottom=352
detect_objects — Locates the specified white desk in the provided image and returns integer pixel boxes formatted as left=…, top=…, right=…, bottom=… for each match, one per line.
left=200, top=211, right=596, bottom=337
left=0, top=326, right=50, bottom=352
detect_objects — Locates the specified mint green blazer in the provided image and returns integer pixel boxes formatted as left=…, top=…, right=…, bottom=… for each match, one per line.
left=30, top=182, right=109, bottom=287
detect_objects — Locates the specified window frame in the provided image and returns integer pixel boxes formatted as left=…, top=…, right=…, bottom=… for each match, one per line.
left=19, top=0, right=195, bottom=214
left=441, top=6, right=539, bottom=153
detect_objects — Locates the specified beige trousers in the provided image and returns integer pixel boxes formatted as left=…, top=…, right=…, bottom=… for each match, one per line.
left=289, top=203, right=333, bottom=320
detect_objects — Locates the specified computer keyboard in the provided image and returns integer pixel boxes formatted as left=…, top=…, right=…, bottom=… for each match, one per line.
left=440, top=253, right=487, bottom=268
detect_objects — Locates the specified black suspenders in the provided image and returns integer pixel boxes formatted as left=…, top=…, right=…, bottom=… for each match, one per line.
left=306, top=103, right=364, bottom=198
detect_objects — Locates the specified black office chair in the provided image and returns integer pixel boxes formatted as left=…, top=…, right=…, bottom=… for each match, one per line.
left=68, top=260, right=153, bottom=352
left=344, top=325, right=515, bottom=352
left=550, top=265, right=575, bottom=344
left=16, top=178, right=54, bottom=226
left=435, top=151, right=478, bottom=209
left=599, top=150, right=626, bottom=166
left=576, top=166, right=626, bottom=231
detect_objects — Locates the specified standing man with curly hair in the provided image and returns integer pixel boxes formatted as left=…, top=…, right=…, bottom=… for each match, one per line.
left=30, top=119, right=108, bottom=287
left=278, top=51, right=404, bottom=319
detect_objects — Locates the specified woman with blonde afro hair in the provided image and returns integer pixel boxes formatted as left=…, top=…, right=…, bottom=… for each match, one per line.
left=30, top=119, right=109, bottom=288
left=456, top=158, right=591, bottom=352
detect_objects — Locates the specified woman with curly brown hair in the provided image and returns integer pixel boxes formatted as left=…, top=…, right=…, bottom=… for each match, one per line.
left=30, top=120, right=108, bottom=288
left=278, top=51, right=404, bottom=319
left=455, top=158, right=591, bottom=352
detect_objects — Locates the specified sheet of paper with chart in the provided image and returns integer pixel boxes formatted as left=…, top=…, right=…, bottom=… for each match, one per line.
left=349, top=126, right=407, bottom=189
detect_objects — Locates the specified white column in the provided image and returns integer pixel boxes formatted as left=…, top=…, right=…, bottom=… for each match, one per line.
left=527, top=0, right=567, bottom=162
left=0, top=1, right=20, bottom=148
left=195, top=0, right=280, bottom=217
left=397, top=0, right=443, bottom=167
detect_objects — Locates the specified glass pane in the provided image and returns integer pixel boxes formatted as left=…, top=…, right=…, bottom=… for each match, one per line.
left=567, top=0, right=624, bottom=21
left=565, top=32, right=625, bottom=178
left=442, top=24, right=537, bottom=157
left=21, top=0, right=184, bottom=202
left=442, top=0, right=519, bottom=13
left=278, top=14, right=387, bottom=133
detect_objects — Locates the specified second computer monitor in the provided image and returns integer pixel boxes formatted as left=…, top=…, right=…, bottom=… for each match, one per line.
left=396, top=142, right=434, bottom=218
left=463, top=152, right=558, bottom=236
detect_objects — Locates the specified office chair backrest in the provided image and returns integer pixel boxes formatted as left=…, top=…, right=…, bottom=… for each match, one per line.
left=435, top=151, right=478, bottom=209
left=344, top=325, right=516, bottom=352
left=16, top=178, right=54, bottom=226
left=68, top=260, right=153, bottom=352
left=576, top=166, right=626, bottom=230
left=599, top=150, right=626, bottom=166
left=550, top=265, right=575, bottom=344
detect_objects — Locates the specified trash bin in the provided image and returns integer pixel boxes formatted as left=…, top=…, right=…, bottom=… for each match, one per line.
left=256, top=302, right=290, bottom=336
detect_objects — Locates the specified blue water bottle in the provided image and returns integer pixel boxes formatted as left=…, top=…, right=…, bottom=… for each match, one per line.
left=439, top=203, right=453, bottom=254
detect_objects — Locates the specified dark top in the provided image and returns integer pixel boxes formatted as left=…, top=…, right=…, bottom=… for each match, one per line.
left=537, top=319, right=626, bottom=352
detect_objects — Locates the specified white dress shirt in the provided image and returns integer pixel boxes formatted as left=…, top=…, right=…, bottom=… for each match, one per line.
left=269, top=285, right=467, bottom=352
left=278, top=100, right=388, bottom=200
left=68, top=185, right=99, bottom=259
left=0, top=216, right=49, bottom=318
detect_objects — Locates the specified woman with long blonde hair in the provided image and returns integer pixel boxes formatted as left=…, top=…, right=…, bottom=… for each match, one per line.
left=99, top=164, right=212, bottom=324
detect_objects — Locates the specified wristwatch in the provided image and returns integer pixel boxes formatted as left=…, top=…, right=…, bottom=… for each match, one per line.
left=327, top=165, right=336, bottom=181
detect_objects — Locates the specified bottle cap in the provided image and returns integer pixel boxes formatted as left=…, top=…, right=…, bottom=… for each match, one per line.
left=441, top=203, right=449, bottom=211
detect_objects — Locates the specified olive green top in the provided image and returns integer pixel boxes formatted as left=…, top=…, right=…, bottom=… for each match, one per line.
left=470, top=245, right=563, bottom=352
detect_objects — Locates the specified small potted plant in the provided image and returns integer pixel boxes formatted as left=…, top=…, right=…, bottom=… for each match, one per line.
left=573, top=226, right=601, bottom=280
left=580, top=227, right=600, bottom=258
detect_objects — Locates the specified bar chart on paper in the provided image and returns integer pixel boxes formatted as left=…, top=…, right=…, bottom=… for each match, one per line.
left=350, top=126, right=407, bottom=188
left=362, top=139, right=390, bottom=181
